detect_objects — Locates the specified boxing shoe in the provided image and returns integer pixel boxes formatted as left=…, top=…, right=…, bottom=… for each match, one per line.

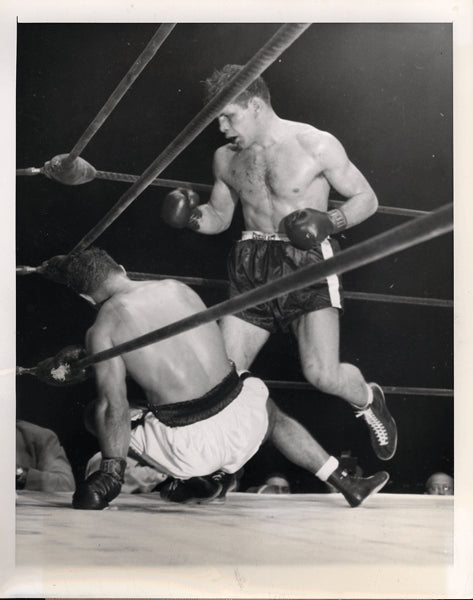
left=72, top=457, right=126, bottom=510
left=328, top=467, right=389, bottom=508
left=355, top=383, right=398, bottom=460
left=160, top=475, right=223, bottom=505
left=211, top=470, right=241, bottom=503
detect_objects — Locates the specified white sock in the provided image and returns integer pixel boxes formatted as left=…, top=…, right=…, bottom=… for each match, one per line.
left=315, top=456, right=339, bottom=482
left=358, top=383, right=373, bottom=411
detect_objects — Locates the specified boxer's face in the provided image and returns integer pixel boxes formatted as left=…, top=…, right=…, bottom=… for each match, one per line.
left=218, top=101, right=258, bottom=150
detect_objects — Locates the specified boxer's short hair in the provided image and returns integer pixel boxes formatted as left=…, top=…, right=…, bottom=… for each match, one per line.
left=43, top=247, right=122, bottom=295
left=203, top=63, right=272, bottom=107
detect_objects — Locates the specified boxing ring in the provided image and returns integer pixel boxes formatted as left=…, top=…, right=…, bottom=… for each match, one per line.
left=12, top=22, right=460, bottom=598
left=16, top=491, right=452, bottom=566
left=16, top=22, right=453, bottom=392
left=14, top=490, right=453, bottom=596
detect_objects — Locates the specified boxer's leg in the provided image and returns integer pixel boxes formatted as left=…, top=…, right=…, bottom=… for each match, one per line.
left=220, top=315, right=270, bottom=370
left=266, top=399, right=390, bottom=507
left=293, top=308, right=397, bottom=460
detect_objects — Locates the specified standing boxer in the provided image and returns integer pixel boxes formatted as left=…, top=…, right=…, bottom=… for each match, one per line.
left=161, top=64, right=397, bottom=461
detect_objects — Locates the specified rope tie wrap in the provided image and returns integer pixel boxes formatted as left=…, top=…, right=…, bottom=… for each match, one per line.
left=42, top=155, right=96, bottom=185
left=17, top=345, right=93, bottom=387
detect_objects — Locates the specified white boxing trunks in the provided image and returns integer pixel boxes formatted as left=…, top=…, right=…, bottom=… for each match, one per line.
left=129, top=375, right=269, bottom=479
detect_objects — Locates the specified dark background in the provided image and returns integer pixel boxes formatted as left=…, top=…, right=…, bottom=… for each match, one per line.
left=16, top=23, right=453, bottom=493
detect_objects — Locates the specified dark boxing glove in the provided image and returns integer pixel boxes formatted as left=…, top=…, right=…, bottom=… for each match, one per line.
left=72, top=457, right=126, bottom=510
left=160, top=187, right=201, bottom=229
left=282, top=207, right=348, bottom=250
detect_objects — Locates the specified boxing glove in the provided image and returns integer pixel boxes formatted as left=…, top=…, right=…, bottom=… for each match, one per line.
left=160, top=187, right=201, bottom=229
left=282, top=208, right=347, bottom=250
left=72, top=457, right=126, bottom=510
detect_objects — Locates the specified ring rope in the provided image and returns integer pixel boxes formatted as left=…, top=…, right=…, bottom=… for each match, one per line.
left=68, top=203, right=452, bottom=371
left=62, top=24, right=176, bottom=167
left=16, top=165, right=430, bottom=219
left=68, top=23, right=311, bottom=255
left=89, top=170, right=433, bottom=218
left=265, top=380, right=453, bottom=397
left=127, top=271, right=453, bottom=308
left=95, top=170, right=214, bottom=193
left=15, top=364, right=452, bottom=398
left=94, top=171, right=429, bottom=217
left=15, top=265, right=452, bottom=308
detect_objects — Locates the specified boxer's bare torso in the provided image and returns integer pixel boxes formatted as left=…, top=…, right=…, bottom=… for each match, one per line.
left=87, top=280, right=231, bottom=406
left=195, top=102, right=375, bottom=236
left=217, top=120, right=331, bottom=233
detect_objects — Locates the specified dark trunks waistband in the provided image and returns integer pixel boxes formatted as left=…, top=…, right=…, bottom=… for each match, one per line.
left=147, top=365, right=247, bottom=427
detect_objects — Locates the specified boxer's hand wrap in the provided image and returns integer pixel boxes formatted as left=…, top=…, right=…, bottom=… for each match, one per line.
left=161, top=187, right=201, bottom=229
left=187, top=207, right=202, bottom=231
left=327, top=208, right=348, bottom=233
left=72, top=457, right=126, bottom=510
left=283, top=207, right=347, bottom=250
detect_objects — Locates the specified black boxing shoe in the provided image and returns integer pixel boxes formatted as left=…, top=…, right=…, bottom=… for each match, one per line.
left=355, top=383, right=398, bottom=460
left=210, top=470, right=240, bottom=504
left=160, top=476, right=223, bottom=505
left=327, top=468, right=390, bottom=508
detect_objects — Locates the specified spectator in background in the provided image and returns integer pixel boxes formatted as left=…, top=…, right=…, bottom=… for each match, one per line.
left=16, top=419, right=75, bottom=491
left=246, top=472, right=291, bottom=494
left=425, top=472, right=453, bottom=495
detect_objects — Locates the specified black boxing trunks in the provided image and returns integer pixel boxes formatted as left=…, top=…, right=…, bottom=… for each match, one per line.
left=147, top=365, right=248, bottom=427
left=227, top=231, right=344, bottom=332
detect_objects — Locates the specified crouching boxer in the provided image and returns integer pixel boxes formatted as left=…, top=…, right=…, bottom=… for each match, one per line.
left=53, top=247, right=389, bottom=510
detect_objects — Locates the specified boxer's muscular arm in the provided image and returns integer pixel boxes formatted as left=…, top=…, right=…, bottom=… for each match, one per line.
left=189, top=147, right=238, bottom=234
left=311, top=132, right=378, bottom=227
left=86, top=322, right=130, bottom=458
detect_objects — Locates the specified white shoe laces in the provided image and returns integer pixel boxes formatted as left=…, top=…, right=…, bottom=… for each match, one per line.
left=356, top=407, right=388, bottom=446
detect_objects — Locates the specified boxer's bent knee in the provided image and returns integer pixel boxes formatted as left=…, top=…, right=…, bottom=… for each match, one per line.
left=301, top=361, right=341, bottom=395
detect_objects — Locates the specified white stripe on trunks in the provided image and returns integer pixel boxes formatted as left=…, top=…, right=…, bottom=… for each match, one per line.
left=321, top=238, right=342, bottom=308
